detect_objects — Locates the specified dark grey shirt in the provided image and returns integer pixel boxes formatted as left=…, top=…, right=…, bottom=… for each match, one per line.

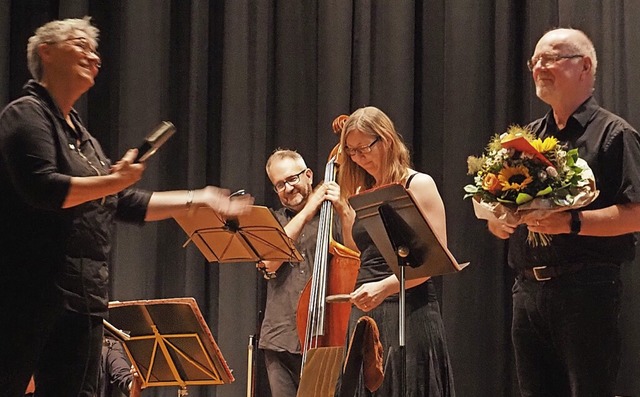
left=258, top=207, right=319, bottom=353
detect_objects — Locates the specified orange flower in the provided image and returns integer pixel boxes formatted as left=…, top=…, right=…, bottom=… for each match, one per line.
left=482, top=173, right=502, bottom=194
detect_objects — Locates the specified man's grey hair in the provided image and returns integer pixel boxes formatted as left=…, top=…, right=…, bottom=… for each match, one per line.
left=546, top=28, right=598, bottom=78
left=568, top=29, right=598, bottom=78
left=27, top=16, right=99, bottom=81
left=265, top=149, right=307, bottom=177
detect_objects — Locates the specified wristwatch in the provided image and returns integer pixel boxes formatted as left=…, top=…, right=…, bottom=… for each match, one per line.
left=570, top=210, right=581, bottom=235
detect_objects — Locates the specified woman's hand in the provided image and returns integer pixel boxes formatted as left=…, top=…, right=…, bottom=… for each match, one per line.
left=110, top=149, right=145, bottom=188
left=64, top=149, right=146, bottom=208
left=197, top=186, right=254, bottom=217
left=350, top=279, right=393, bottom=312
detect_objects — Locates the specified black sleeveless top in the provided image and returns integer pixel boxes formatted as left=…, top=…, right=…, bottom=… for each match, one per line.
left=352, top=173, right=418, bottom=287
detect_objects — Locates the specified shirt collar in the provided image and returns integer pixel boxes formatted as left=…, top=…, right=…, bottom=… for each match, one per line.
left=283, top=207, right=298, bottom=218
left=23, top=79, right=80, bottom=122
left=543, top=96, right=599, bottom=131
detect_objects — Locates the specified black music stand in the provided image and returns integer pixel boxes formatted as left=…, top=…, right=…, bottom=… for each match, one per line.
left=349, top=183, right=468, bottom=396
left=174, top=205, right=303, bottom=263
left=106, top=297, right=234, bottom=397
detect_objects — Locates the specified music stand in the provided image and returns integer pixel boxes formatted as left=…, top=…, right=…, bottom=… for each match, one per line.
left=349, top=183, right=468, bottom=396
left=173, top=205, right=303, bottom=263
left=107, top=297, right=234, bottom=397
left=174, top=205, right=303, bottom=396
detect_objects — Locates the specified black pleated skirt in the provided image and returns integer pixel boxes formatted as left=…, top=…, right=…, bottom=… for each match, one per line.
left=335, top=280, right=456, bottom=397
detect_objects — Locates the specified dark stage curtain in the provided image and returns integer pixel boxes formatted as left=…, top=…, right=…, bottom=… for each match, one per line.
left=1, top=1, right=639, bottom=396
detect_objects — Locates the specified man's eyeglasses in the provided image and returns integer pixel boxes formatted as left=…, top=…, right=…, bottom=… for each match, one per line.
left=344, top=137, right=380, bottom=157
left=273, top=169, right=307, bottom=192
left=50, top=37, right=101, bottom=67
left=527, top=53, right=583, bottom=71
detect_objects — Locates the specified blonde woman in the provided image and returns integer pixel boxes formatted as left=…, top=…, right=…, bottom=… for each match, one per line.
left=336, top=106, right=455, bottom=396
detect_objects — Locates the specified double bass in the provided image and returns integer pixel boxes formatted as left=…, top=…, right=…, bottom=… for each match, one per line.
left=296, top=115, right=360, bottom=371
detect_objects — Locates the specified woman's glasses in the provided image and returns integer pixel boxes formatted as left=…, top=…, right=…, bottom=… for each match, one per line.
left=344, top=137, right=380, bottom=156
left=50, top=37, right=101, bottom=67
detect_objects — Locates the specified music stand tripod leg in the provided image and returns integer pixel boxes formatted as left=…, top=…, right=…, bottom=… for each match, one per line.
left=380, top=203, right=412, bottom=396
left=397, top=250, right=408, bottom=397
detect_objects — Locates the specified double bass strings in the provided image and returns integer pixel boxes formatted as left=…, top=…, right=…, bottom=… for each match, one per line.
left=302, top=157, right=336, bottom=368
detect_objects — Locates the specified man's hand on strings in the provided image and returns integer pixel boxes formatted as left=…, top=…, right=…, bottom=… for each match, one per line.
left=324, top=181, right=350, bottom=214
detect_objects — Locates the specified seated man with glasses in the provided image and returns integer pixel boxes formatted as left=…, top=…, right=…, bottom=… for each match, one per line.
left=257, top=149, right=355, bottom=397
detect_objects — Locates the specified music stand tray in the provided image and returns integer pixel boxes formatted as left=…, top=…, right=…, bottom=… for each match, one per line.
left=173, top=205, right=303, bottom=263
left=107, top=297, right=234, bottom=390
left=348, top=183, right=469, bottom=281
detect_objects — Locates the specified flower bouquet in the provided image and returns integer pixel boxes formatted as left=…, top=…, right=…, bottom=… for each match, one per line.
left=464, top=125, right=598, bottom=246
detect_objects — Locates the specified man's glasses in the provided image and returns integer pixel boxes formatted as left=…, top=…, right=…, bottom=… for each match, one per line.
left=273, top=169, right=307, bottom=192
left=51, top=37, right=101, bottom=67
left=527, top=53, right=583, bottom=71
left=344, top=137, right=380, bottom=157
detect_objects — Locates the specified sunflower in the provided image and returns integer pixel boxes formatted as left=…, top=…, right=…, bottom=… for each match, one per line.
left=530, top=136, right=558, bottom=153
left=498, top=164, right=533, bottom=191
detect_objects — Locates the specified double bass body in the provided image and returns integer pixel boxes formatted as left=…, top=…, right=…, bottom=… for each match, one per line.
left=296, top=239, right=360, bottom=348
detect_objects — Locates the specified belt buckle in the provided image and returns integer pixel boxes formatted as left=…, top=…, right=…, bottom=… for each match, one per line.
left=532, top=266, right=551, bottom=281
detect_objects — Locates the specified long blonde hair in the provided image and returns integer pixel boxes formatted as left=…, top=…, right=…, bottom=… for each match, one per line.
left=337, top=106, right=411, bottom=199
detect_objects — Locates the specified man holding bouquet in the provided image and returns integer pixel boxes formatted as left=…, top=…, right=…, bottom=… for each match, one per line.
left=487, top=28, right=640, bottom=396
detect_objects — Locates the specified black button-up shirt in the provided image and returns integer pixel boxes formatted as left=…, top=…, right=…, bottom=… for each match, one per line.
left=0, top=80, right=151, bottom=317
left=509, top=97, right=640, bottom=269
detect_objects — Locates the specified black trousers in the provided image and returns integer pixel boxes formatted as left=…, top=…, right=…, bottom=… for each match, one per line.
left=0, top=284, right=103, bottom=397
left=512, top=265, right=622, bottom=397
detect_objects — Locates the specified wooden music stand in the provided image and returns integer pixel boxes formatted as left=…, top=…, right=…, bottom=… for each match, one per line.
left=173, top=205, right=303, bottom=263
left=348, top=183, right=468, bottom=396
left=174, top=205, right=303, bottom=396
left=106, top=298, right=233, bottom=397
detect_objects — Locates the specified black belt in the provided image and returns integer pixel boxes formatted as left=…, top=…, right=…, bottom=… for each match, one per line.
left=519, top=263, right=616, bottom=281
